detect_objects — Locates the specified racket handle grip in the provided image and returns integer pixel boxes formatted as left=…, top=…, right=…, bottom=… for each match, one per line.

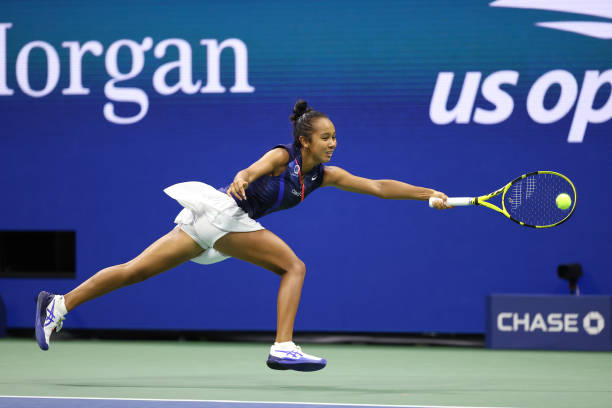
left=428, top=197, right=474, bottom=208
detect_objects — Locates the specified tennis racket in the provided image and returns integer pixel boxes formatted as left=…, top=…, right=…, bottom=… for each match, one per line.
left=429, top=171, right=576, bottom=228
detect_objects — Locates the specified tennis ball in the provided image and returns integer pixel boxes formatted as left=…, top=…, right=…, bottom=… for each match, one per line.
left=556, top=193, right=572, bottom=210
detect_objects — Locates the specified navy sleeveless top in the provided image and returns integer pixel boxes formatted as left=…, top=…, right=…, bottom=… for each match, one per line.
left=219, top=144, right=325, bottom=219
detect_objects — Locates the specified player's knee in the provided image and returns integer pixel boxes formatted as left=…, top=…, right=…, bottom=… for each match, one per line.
left=286, top=259, right=306, bottom=279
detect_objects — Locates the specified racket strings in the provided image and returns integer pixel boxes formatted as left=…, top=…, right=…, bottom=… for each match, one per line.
left=510, top=182, right=522, bottom=210
left=526, top=177, right=536, bottom=199
left=504, top=173, right=574, bottom=227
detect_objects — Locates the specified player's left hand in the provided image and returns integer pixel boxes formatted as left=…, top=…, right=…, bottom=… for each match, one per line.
left=430, top=191, right=452, bottom=209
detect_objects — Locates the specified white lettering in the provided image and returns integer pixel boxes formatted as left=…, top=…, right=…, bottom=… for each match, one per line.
left=430, top=69, right=611, bottom=143
left=429, top=72, right=481, bottom=124
left=200, top=39, right=254, bottom=93
left=103, top=37, right=153, bottom=125
left=16, top=41, right=60, bottom=97
left=498, top=312, right=602, bottom=333
left=0, top=24, right=257, bottom=125
left=153, top=38, right=201, bottom=95
left=547, top=313, right=563, bottom=332
left=529, top=313, right=547, bottom=332
left=564, top=313, right=579, bottom=332
left=513, top=313, right=530, bottom=331
left=497, top=312, right=513, bottom=331
left=527, top=70, right=578, bottom=124
left=569, top=70, right=612, bottom=143
left=0, top=23, right=13, bottom=95
left=474, top=70, right=519, bottom=124
left=61, top=41, right=103, bottom=95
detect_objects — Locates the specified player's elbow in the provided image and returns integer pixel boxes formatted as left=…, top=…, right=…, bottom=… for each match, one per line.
left=374, top=180, right=387, bottom=199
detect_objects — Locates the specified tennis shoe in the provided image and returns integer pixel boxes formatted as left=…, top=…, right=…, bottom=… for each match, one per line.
left=266, top=341, right=327, bottom=372
left=35, top=291, right=67, bottom=351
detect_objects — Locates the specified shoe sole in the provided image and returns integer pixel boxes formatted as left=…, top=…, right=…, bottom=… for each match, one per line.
left=266, top=358, right=326, bottom=372
left=35, top=291, right=51, bottom=351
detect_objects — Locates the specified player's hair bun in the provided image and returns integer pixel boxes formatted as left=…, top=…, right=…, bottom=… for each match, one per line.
left=289, top=99, right=313, bottom=124
left=289, top=99, right=328, bottom=148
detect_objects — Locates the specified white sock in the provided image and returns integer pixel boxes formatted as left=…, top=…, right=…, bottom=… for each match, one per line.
left=274, top=341, right=296, bottom=349
left=54, top=295, right=68, bottom=316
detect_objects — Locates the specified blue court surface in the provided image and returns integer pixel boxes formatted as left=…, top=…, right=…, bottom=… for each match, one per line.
left=0, top=397, right=509, bottom=408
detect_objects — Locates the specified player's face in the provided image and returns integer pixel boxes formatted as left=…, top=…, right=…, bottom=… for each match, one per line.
left=306, top=117, right=337, bottom=163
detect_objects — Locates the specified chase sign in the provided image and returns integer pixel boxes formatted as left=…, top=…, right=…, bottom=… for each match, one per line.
left=486, top=295, right=612, bottom=351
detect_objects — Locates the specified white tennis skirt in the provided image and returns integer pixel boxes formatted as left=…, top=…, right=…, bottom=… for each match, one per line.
left=164, top=181, right=264, bottom=264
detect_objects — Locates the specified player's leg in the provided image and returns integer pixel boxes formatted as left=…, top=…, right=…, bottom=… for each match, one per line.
left=214, top=229, right=305, bottom=342
left=63, top=226, right=203, bottom=311
left=213, top=229, right=327, bottom=372
left=36, top=227, right=204, bottom=350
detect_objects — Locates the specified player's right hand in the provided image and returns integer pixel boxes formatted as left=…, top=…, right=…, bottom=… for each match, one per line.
left=430, top=191, right=452, bottom=209
left=227, top=175, right=248, bottom=201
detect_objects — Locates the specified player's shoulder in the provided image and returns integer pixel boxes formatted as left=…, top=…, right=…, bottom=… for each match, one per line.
left=322, top=165, right=348, bottom=186
left=265, top=145, right=291, bottom=164
left=324, top=165, right=350, bottom=176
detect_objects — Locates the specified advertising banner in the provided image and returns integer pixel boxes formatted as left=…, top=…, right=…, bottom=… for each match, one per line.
left=1, top=1, right=610, bottom=332
left=486, top=294, right=612, bottom=350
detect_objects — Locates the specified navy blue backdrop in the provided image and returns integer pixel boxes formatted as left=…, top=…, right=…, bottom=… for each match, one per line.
left=1, top=0, right=611, bottom=333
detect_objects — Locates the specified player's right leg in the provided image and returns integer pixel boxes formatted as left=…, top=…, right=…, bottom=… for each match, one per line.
left=213, top=229, right=327, bottom=372
left=35, top=226, right=203, bottom=350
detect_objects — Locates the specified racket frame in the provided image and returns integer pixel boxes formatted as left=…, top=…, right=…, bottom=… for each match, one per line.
left=476, top=171, right=576, bottom=228
left=430, top=171, right=577, bottom=228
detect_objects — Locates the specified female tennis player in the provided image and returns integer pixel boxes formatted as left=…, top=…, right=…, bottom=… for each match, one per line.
left=36, top=100, right=450, bottom=372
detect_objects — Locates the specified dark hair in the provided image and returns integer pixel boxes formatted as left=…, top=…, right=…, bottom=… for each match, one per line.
left=289, top=100, right=328, bottom=148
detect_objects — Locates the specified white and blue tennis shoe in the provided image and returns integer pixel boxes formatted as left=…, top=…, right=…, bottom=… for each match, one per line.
left=35, top=291, right=67, bottom=350
left=266, top=341, right=327, bottom=372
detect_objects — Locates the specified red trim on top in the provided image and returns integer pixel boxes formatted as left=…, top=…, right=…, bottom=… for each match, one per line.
left=294, top=158, right=304, bottom=203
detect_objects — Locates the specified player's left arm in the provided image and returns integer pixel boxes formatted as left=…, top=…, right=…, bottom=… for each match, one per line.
left=322, top=166, right=449, bottom=207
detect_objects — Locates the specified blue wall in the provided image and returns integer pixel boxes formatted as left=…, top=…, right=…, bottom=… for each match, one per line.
left=1, top=0, right=611, bottom=333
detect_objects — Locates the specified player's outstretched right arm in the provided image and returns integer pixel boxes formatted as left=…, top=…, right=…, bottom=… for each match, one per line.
left=227, top=148, right=290, bottom=201
left=322, top=165, right=450, bottom=209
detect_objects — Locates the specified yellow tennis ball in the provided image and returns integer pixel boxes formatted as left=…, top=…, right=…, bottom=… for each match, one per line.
left=556, top=193, right=572, bottom=210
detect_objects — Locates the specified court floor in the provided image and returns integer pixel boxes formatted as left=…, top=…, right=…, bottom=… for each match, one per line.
left=1, top=338, right=610, bottom=408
